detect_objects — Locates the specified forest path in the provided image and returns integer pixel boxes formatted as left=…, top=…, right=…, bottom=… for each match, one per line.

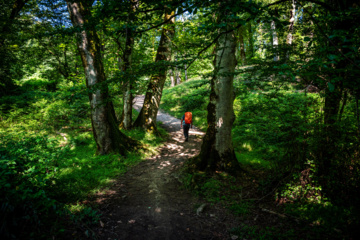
left=92, top=96, right=238, bottom=240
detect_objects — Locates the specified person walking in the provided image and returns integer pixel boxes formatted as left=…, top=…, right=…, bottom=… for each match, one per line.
left=181, top=111, right=192, bottom=142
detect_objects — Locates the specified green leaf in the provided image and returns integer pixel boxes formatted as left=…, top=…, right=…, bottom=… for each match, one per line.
left=328, top=82, right=335, bottom=92
left=328, top=54, right=338, bottom=61
left=304, top=37, right=311, bottom=41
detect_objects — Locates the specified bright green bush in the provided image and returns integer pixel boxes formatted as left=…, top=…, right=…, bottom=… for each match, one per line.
left=233, top=91, right=320, bottom=170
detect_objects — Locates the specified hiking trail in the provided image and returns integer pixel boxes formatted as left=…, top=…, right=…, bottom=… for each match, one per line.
left=91, top=96, right=240, bottom=240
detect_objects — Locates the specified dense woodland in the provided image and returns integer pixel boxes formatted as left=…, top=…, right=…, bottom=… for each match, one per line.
left=1, top=0, right=360, bottom=239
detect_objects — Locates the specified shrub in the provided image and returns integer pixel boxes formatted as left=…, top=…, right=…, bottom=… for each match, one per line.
left=0, top=133, right=69, bottom=238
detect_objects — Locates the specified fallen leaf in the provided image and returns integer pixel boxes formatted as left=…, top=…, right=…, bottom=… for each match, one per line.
left=100, top=220, right=104, bottom=227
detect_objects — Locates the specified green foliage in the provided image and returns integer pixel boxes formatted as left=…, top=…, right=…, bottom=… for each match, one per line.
left=0, top=75, right=166, bottom=238
left=233, top=90, right=320, bottom=170
left=0, top=132, right=69, bottom=238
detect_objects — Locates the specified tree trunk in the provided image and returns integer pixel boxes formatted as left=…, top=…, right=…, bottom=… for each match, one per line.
left=121, top=1, right=136, bottom=130
left=247, top=22, right=254, bottom=59
left=66, top=0, right=138, bottom=155
left=133, top=9, right=175, bottom=131
left=175, top=64, right=181, bottom=85
left=271, top=20, right=279, bottom=61
left=192, top=23, right=241, bottom=175
left=285, top=0, right=296, bottom=59
left=169, top=69, right=176, bottom=87
left=238, top=27, right=246, bottom=65
left=286, top=0, right=295, bottom=46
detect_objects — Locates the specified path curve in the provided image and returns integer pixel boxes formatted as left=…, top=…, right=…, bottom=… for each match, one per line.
left=92, top=96, right=237, bottom=240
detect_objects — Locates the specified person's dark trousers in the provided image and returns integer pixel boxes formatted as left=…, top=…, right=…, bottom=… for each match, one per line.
left=183, top=124, right=190, bottom=141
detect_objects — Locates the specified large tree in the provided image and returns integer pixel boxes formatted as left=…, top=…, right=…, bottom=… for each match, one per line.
left=66, top=0, right=138, bottom=155
left=120, top=0, right=137, bottom=130
left=133, top=7, right=175, bottom=131
left=191, top=3, right=241, bottom=175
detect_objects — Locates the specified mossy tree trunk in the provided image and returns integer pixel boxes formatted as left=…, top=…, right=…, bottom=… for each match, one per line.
left=133, top=9, right=175, bottom=131
left=67, top=0, right=138, bottom=155
left=192, top=21, right=241, bottom=175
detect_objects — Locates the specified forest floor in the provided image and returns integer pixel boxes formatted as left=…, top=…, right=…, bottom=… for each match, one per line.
left=87, top=96, right=243, bottom=239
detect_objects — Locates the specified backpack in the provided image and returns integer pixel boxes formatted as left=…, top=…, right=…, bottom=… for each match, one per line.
left=184, top=112, right=192, bottom=124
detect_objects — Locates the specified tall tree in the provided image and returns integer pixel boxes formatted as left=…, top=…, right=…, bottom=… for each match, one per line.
left=285, top=0, right=295, bottom=59
left=271, top=20, right=279, bottom=61
left=191, top=3, right=241, bottom=175
left=237, top=26, right=247, bottom=65
left=121, top=0, right=137, bottom=130
left=133, top=7, right=175, bottom=131
left=247, top=21, right=254, bottom=59
left=66, top=0, right=138, bottom=155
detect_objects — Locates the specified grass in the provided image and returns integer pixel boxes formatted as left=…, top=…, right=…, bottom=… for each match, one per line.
left=236, top=151, right=272, bottom=170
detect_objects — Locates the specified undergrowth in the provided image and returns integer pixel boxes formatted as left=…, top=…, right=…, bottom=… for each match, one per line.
left=0, top=82, right=166, bottom=239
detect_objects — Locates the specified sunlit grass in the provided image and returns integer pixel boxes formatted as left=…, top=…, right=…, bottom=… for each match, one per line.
left=236, top=151, right=272, bottom=170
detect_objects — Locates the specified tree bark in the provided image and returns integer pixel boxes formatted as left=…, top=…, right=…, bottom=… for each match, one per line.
left=175, top=63, right=181, bottom=85
left=121, top=0, right=136, bottom=130
left=238, top=27, right=247, bottom=65
left=191, top=21, right=241, bottom=175
left=66, top=0, right=138, bottom=155
left=247, top=22, right=254, bottom=59
left=286, top=0, right=295, bottom=46
left=271, top=20, right=279, bottom=61
left=169, top=69, right=176, bottom=87
left=133, top=8, right=175, bottom=131
left=285, top=0, right=296, bottom=59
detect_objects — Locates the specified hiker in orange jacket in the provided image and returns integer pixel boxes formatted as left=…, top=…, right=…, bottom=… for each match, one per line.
left=181, top=112, right=192, bottom=142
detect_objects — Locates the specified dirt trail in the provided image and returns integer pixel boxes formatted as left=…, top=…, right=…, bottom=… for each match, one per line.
left=93, top=96, right=238, bottom=240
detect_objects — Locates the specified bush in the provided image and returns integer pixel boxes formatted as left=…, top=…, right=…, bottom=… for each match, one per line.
left=0, top=133, right=69, bottom=238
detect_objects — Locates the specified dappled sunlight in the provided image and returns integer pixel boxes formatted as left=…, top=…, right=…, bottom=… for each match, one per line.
left=217, top=117, right=223, bottom=128
left=158, top=160, right=171, bottom=169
